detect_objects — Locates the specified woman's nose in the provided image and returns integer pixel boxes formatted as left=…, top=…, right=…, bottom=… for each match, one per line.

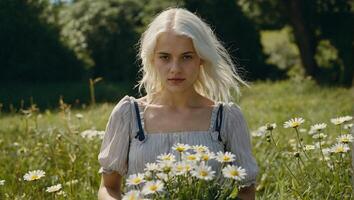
left=169, top=59, right=181, bottom=72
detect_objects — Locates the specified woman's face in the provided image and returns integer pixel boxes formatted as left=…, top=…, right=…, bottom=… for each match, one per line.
left=152, top=31, right=203, bottom=93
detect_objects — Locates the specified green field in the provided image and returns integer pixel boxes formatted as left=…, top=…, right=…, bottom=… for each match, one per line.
left=0, top=79, right=353, bottom=199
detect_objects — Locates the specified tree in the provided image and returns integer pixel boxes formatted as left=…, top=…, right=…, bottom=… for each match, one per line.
left=0, top=0, right=84, bottom=83
left=238, top=0, right=354, bottom=86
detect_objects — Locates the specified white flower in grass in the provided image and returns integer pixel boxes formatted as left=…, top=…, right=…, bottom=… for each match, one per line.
left=331, top=117, right=345, bottom=125
left=341, top=116, right=353, bottom=122
left=23, top=170, right=45, bottom=181
left=158, top=161, right=173, bottom=174
left=312, top=133, right=327, bottom=139
left=80, top=129, right=105, bottom=140
left=251, top=126, right=266, bottom=137
left=122, top=190, right=144, bottom=200
left=336, top=134, right=354, bottom=144
left=330, top=143, right=350, bottom=153
left=314, top=141, right=326, bottom=148
left=156, top=173, right=168, bottom=182
left=46, top=184, right=62, bottom=193
left=283, top=118, right=305, bottom=128
left=142, top=180, right=164, bottom=195
left=222, top=165, right=247, bottom=181
left=157, top=153, right=176, bottom=163
left=0, top=180, right=5, bottom=185
left=126, top=173, right=145, bottom=186
left=266, top=123, right=277, bottom=131
left=310, top=123, right=327, bottom=132
left=182, top=152, right=200, bottom=162
left=191, top=145, right=209, bottom=153
left=304, top=145, right=316, bottom=151
left=191, top=163, right=215, bottom=180
left=215, top=152, right=236, bottom=163
left=344, top=123, right=353, bottom=130
left=144, top=163, right=159, bottom=172
left=75, top=113, right=83, bottom=119
left=172, top=143, right=190, bottom=153
left=172, top=162, right=187, bottom=176
left=198, top=151, right=215, bottom=162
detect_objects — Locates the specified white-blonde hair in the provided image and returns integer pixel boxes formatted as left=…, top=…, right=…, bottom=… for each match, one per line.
left=137, top=7, right=248, bottom=103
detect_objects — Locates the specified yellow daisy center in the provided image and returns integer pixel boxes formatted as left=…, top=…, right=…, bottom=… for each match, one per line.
left=200, top=170, right=208, bottom=177
left=149, top=185, right=158, bottom=191
left=230, top=170, right=239, bottom=177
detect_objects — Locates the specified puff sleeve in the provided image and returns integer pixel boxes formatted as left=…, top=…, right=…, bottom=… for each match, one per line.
left=221, top=102, right=259, bottom=186
left=98, top=95, right=132, bottom=176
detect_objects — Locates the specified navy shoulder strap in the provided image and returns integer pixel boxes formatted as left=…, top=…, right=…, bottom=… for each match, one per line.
left=215, top=103, right=224, bottom=142
left=133, top=101, right=145, bottom=141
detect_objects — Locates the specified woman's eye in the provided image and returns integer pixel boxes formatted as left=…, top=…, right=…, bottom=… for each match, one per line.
left=159, top=55, right=169, bottom=60
left=183, top=55, right=193, bottom=60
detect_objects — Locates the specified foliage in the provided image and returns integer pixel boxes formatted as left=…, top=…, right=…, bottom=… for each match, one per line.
left=0, top=0, right=85, bottom=83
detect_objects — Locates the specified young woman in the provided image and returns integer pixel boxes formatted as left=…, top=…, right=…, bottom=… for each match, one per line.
left=98, top=8, right=258, bottom=200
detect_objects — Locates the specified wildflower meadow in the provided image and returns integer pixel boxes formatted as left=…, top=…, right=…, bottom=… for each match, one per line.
left=0, top=79, right=353, bottom=199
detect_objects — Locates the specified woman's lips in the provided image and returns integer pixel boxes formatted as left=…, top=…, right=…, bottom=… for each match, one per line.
left=168, top=78, right=185, bottom=84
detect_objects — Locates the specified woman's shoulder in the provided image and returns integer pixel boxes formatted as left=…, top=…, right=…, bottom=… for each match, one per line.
left=110, top=95, right=134, bottom=117
left=220, top=101, right=244, bottom=119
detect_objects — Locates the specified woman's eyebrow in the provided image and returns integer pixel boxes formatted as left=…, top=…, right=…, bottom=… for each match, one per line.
left=182, top=51, right=195, bottom=55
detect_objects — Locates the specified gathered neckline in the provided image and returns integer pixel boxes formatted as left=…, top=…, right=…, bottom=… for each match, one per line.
left=130, top=96, right=221, bottom=135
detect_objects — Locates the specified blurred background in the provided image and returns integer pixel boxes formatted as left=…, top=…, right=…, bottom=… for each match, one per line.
left=1, top=0, right=353, bottom=111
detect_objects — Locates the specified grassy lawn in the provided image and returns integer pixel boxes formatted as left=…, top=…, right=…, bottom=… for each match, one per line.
left=0, top=79, right=352, bottom=199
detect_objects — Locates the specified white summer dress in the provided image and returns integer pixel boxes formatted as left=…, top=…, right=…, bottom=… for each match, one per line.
left=98, top=95, right=259, bottom=186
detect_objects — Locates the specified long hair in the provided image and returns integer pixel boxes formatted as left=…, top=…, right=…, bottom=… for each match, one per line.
left=137, top=8, right=248, bottom=103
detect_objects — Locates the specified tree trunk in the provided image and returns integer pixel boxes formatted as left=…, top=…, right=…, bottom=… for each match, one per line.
left=283, top=0, right=319, bottom=78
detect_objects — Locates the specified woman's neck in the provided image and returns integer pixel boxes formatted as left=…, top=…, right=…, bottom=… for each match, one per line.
left=153, top=89, right=202, bottom=109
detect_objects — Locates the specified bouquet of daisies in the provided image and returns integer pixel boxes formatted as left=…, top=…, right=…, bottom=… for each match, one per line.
left=122, top=143, right=247, bottom=200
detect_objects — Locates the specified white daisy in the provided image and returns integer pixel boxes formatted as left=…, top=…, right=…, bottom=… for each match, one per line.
left=283, top=118, right=305, bottom=128
left=182, top=152, right=200, bottom=162
left=215, top=152, right=236, bottom=163
left=122, top=190, right=144, bottom=200
left=331, top=117, right=345, bottom=125
left=0, top=180, right=5, bottom=185
left=46, top=184, right=62, bottom=193
left=344, top=123, right=353, bottom=130
left=156, top=173, right=168, bottom=182
left=191, top=163, right=215, bottom=180
left=157, top=153, right=176, bottom=163
left=222, top=165, right=247, bottom=181
left=172, top=143, right=190, bottom=153
left=172, top=162, right=187, bottom=176
left=310, top=123, right=327, bottom=132
left=341, top=116, right=353, bottom=122
left=191, top=145, right=209, bottom=153
left=304, top=145, right=316, bottom=151
left=336, top=134, right=354, bottom=144
left=126, top=173, right=145, bottom=186
left=251, top=126, right=266, bottom=137
left=330, top=143, right=350, bottom=153
left=266, top=123, right=277, bottom=131
left=23, top=170, right=46, bottom=181
left=144, top=163, right=159, bottom=172
left=158, top=161, right=173, bottom=174
left=75, top=113, right=83, bottom=119
left=198, top=151, right=215, bottom=162
left=141, top=180, right=164, bottom=195
left=80, top=129, right=105, bottom=140
left=312, top=133, right=327, bottom=139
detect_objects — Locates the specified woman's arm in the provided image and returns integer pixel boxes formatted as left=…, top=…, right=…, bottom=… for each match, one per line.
left=238, top=184, right=255, bottom=200
left=98, top=172, right=123, bottom=200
